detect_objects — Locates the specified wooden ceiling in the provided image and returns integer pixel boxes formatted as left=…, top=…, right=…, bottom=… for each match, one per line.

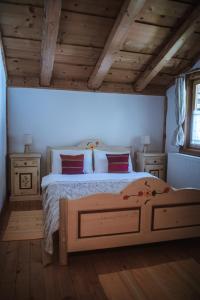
left=0, top=0, right=200, bottom=95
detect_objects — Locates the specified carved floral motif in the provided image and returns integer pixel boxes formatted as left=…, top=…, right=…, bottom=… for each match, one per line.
left=86, top=140, right=100, bottom=150
left=20, top=174, right=32, bottom=189
left=122, top=180, right=170, bottom=200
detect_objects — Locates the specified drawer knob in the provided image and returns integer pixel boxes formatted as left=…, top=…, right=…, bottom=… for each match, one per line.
left=24, top=162, right=27, bottom=165
left=15, top=172, right=18, bottom=175
left=154, top=160, right=157, bottom=163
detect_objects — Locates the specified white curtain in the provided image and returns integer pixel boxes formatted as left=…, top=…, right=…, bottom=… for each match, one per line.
left=174, top=75, right=186, bottom=146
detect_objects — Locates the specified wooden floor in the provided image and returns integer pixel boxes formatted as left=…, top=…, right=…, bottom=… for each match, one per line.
left=99, top=258, right=200, bottom=300
left=0, top=202, right=200, bottom=300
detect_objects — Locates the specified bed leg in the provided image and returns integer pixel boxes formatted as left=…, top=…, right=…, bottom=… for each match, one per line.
left=59, top=241, right=68, bottom=266
left=59, top=199, right=68, bottom=266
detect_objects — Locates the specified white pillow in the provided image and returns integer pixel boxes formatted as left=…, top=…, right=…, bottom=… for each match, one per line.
left=93, top=149, right=133, bottom=173
left=51, top=149, right=93, bottom=174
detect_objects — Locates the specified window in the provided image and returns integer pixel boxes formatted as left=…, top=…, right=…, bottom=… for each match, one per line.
left=190, top=80, right=200, bottom=146
left=182, top=72, right=200, bottom=155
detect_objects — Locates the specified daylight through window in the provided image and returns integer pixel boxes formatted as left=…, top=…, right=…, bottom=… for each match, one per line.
left=190, top=81, right=200, bottom=147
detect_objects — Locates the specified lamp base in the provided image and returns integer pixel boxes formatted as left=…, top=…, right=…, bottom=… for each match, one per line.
left=24, top=144, right=31, bottom=153
left=143, top=144, right=149, bottom=153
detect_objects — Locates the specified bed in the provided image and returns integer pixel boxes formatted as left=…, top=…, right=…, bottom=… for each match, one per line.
left=42, top=139, right=200, bottom=265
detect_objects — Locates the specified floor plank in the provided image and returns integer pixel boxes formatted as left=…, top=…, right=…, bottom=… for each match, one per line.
left=30, top=240, right=45, bottom=300
left=15, top=240, right=30, bottom=300
left=0, top=241, right=19, bottom=300
left=100, top=259, right=200, bottom=300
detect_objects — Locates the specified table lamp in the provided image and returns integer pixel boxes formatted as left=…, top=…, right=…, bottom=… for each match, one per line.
left=141, top=135, right=150, bottom=153
left=24, top=134, right=32, bottom=153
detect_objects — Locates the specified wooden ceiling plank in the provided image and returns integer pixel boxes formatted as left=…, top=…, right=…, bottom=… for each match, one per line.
left=0, top=3, right=43, bottom=41
left=55, top=44, right=101, bottom=65
left=113, top=50, right=191, bottom=74
left=135, top=0, right=191, bottom=28
left=105, top=68, right=140, bottom=83
left=123, top=22, right=171, bottom=54
left=3, top=37, right=40, bottom=52
left=40, top=0, right=61, bottom=86
left=62, top=0, right=123, bottom=19
left=59, top=11, right=114, bottom=48
left=2, top=0, right=43, bottom=5
left=7, top=57, right=40, bottom=77
left=175, top=32, right=200, bottom=60
left=88, top=0, right=147, bottom=89
left=134, top=4, right=200, bottom=91
left=53, top=63, right=92, bottom=81
left=3, top=37, right=40, bottom=61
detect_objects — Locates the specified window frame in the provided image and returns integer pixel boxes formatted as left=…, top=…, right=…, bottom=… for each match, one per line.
left=180, top=71, right=200, bottom=156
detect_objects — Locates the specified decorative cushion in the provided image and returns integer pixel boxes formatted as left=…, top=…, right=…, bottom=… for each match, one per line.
left=51, top=149, right=93, bottom=174
left=93, top=149, right=133, bottom=173
left=106, top=153, right=129, bottom=173
left=60, top=154, right=84, bottom=174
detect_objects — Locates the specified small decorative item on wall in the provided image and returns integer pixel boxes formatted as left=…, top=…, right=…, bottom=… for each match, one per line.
left=141, top=135, right=150, bottom=153
left=24, top=134, right=32, bottom=153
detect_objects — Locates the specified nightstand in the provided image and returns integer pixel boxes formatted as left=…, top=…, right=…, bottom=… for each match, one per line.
left=136, top=152, right=166, bottom=180
left=9, top=153, right=41, bottom=201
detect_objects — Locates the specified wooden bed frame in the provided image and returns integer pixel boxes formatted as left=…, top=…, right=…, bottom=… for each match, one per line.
left=59, top=177, right=200, bottom=265
left=45, top=141, right=200, bottom=265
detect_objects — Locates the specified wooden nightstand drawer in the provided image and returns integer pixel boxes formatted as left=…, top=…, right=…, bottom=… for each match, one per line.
left=13, top=159, right=38, bottom=167
left=145, top=164, right=165, bottom=180
left=145, top=157, right=165, bottom=165
left=14, top=167, right=38, bottom=195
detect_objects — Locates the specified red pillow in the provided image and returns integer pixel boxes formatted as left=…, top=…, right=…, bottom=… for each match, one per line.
left=60, top=154, right=84, bottom=174
left=106, top=153, right=129, bottom=173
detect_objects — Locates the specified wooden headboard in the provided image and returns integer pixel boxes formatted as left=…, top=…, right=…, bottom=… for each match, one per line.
left=46, top=138, right=132, bottom=174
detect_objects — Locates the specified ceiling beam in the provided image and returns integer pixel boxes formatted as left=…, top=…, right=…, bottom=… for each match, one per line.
left=134, top=4, right=200, bottom=92
left=88, top=0, right=147, bottom=89
left=40, top=0, right=61, bottom=86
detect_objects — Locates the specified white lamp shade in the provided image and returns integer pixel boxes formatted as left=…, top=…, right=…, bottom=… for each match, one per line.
left=24, top=134, right=32, bottom=145
left=141, top=135, right=150, bottom=145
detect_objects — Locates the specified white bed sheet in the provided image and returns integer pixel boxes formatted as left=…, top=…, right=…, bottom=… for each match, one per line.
left=42, top=172, right=153, bottom=254
left=42, top=172, right=152, bottom=190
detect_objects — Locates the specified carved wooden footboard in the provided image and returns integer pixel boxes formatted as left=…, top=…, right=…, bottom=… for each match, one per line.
left=59, top=177, right=200, bottom=265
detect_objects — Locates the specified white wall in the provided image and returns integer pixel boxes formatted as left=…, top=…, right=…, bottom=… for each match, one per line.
left=0, top=51, right=7, bottom=212
left=8, top=88, right=164, bottom=175
left=168, top=153, right=200, bottom=189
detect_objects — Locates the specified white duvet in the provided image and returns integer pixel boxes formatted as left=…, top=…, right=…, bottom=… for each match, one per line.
left=42, top=172, right=152, bottom=254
